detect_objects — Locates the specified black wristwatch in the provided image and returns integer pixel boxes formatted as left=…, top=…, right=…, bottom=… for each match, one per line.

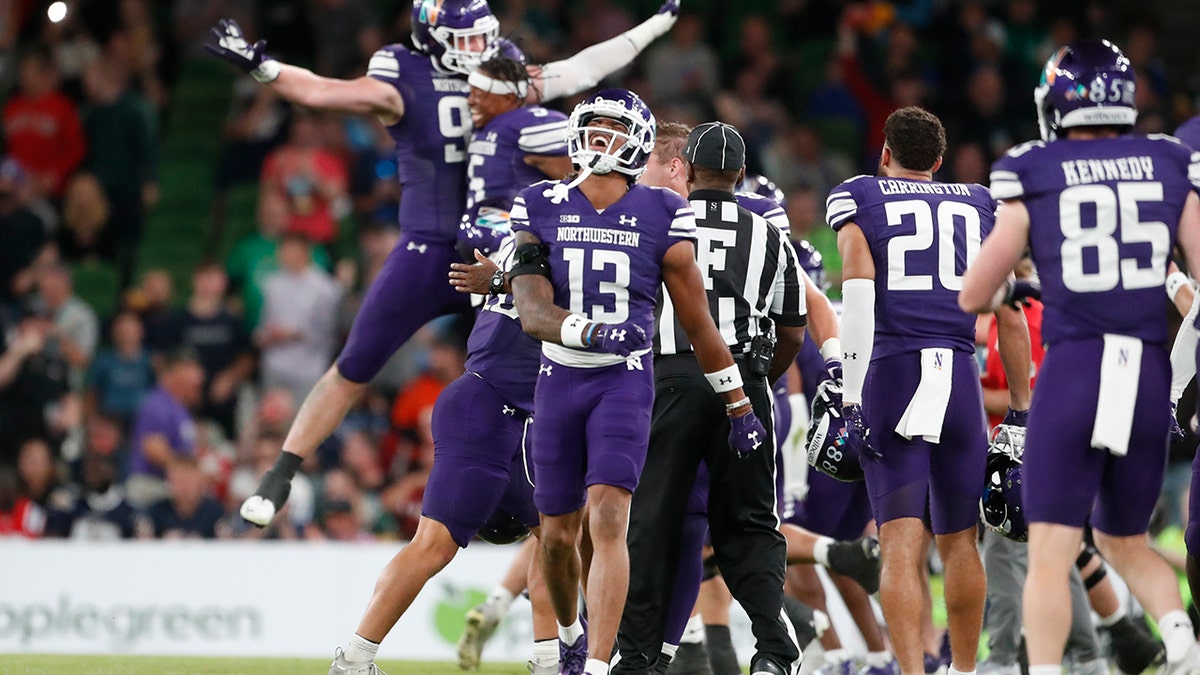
left=488, top=269, right=506, bottom=296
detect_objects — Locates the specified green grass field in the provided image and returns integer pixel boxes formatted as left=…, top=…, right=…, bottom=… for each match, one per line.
left=0, top=655, right=528, bottom=675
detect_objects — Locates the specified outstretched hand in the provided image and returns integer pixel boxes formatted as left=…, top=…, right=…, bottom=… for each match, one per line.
left=449, top=249, right=499, bottom=295
left=205, top=19, right=279, bottom=83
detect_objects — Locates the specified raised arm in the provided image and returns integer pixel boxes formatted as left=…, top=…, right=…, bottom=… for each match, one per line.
left=529, top=0, right=679, bottom=102
left=206, top=19, right=404, bottom=124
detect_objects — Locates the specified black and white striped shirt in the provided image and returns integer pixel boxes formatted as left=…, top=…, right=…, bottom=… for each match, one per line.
left=654, top=190, right=807, bottom=356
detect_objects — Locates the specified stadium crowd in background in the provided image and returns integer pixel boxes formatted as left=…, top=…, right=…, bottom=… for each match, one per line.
left=0, top=0, right=1196, bottom=589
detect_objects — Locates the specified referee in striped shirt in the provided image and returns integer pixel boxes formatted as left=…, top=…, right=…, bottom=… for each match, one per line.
left=616, top=122, right=807, bottom=675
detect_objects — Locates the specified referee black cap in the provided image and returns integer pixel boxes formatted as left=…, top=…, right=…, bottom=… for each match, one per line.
left=684, top=122, right=745, bottom=171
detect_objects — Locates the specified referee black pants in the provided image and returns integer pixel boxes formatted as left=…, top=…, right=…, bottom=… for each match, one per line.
left=614, top=354, right=797, bottom=674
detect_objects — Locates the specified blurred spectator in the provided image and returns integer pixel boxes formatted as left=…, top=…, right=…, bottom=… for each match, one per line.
left=310, top=0, right=380, bottom=78
left=945, top=65, right=1028, bottom=162
left=2, top=46, right=86, bottom=199
left=259, top=110, right=350, bottom=249
left=0, top=156, right=50, bottom=303
left=227, top=432, right=315, bottom=539
left=722, top=15, right=786, bottom=100
left=226, top=193, right=332, bottom=330
left=126, top=349, right=202, bottom=507
left=347, top=123, right=401, bottom=230
left=209, top=81, right=289, bottom=251
left=33, top=263, right=99, bottom=387
left=163, top=263, right=255, bottom=438
left=0, top=314, right=71, bottom=462
left=945, top=141, right=989, bottom=186
left=785, top=185, right=841, bottom=295
left=339, top=429, right=393, bottom=534
left=252, top=0, right=316, bottom=66
left=58, top=172, right=110, bottom=260
left=108, top=1, right=168, bottom=110
left=644, top=14, right=719, bottom=119
left=86, top=311, right=154, bottom=427
left=125, top=268, right=176, bottom=353
left=44, top=447, right=144, bottom=539
left=255, top=232, right=342, bottom=406
left=0, top=466, right=45, bottom=538
left=1003, top=0, right=1047, bottom=85
left=147, top=454, right=226, bottom=539
left=81, top=56, right=159, bottom=289
left=17, top=436, right=58, bottom=506
left=763, top=125, right=853, bottom=198
left=39, top=7, right=101, bottom=98
left=315, top=467, right=372, bottom=542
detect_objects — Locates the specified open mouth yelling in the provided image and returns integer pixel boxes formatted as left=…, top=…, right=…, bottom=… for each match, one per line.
left=589, top=134, right=612, bottom=152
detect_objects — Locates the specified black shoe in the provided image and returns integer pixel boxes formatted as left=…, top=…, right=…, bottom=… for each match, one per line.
left=666, top=642, right=713, bottom=675
left=826, top=536, right=881, bottom=594
left=1105, top=615, right=1165, bottom=674
left=750, top=657, right=787, bottom=675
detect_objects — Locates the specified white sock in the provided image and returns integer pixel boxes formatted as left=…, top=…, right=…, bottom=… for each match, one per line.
left=949, top=667, right=976, bottom=675
left=865, top=650, right=893, bottom=668
left=584, top=657, right=609, bottom=674
left=1028, top=665, right=1061, bottom=675
left=1098, top=605, right=1126, bottom=627
left=680, top=613, right=706, bottom=644
left=813, top=536, right=834, bottom=566
left=825, top=648, right=851, bottom=665
left=487, top=586, right=516, bottom=613
left=532, top=638, right=559, bottom=666
left=344, top=634, right=379, bottom=663
left=559, top=618, right=584, bottom=646
left=1159, top=609, right=1196, bottom=663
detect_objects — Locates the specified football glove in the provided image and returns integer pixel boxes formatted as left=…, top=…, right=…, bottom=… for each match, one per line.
left=1002, top=279, right=1041, bottom=310
left=843, top=404, right=880, bottom=461
left=205, top=19, right=280, bottom=83
left=589, top=321, right=649, bottom=358
left=657, top=0, right=681, bottom=16
left=1170, top=402, right=1186, bottom=442
left=728, top=409, right=768, bottom=459
left=825, top=358, right=844, bottom=384
left=1002, top=408, right=1029, bottom=428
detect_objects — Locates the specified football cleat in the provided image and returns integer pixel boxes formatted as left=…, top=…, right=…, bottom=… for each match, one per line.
left=559, top=615, right=588, bottom=675
left=328, top=648, right=387, bottom=675
left=457, top=600, right=503, bottom=670
left=826, top=537, right=882, bottom=594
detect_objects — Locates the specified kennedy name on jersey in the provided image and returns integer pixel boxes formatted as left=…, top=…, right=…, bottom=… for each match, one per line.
left=433, top=77, right=471, bottom=93
left=557, top=226, right=641, bottom=248
left=878, top=179, right=973, bottom=196
left=1061, top=155, right=1156, bottom=186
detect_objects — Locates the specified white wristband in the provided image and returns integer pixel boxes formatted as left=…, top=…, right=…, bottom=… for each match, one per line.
left=705, top=364, right=743, bottom=393
left=560, top=314, right=590, bottom=348
left=820, top=338, right=842, bottom=364
left=252, top=60, right=281, bottom=84
left=1166, top=271, right=1190, bottom=302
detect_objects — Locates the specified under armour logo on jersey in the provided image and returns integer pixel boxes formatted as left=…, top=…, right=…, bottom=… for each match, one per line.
left=539, top=364, right=553, bottom=376
left=502, top=405, right=516, bottom=416
left=618, top=214, right=638, bottom=228
left=407, top=241, right=428, bottom=254
left=544, top=183, right=571, bottom=204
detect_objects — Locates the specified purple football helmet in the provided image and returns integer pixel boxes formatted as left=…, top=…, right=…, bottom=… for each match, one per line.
left=737, top=174, right=787, bottom=210
left=1175, top=115, right=1200, bottom=151
left=566, top=88, right=656, bottom=178
left=806, top=379, right=862, bottom=482
left=492, top=37, right=526, bottom=65
left=411, top=0, right=500, bottom=75
left=794, top=239, right=828, bottom=292
left=1035, top=39, right=1136, bottom=142
left=979, top=424, right=1027, bottom=542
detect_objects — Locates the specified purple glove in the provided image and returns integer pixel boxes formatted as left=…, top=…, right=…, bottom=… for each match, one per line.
left=843, top=404, right=880, bottom=461
left=205, top=19, right=271, bottom=75
left=1002, top=408, right=1029, bottom=428
left=728, top=410, right=767, bottom=459
left=1002, top=279, right=1041, bottom=309
left=589, top=322, right=649, bottom=358
left=825, top=359, right=843, bottom=384
left=1170, top=402, right=1186, bottom=443
left=657, top=0, right=681, bottom=16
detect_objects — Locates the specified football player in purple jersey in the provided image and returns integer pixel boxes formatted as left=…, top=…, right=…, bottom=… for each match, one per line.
left=833, top=106, right=1033, bottom=675
left=961, top=40, right=1200, bottom=675
left=507, top=91, right=767, bottom=675
left=324, top=53, right=577, bottom=675
left=204, top=0, right=682, bottom=529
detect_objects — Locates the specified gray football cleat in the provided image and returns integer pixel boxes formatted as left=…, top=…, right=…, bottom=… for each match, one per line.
left=329, top=648, right=387, bottom=675
left=457, top=600, right=503, bottom=670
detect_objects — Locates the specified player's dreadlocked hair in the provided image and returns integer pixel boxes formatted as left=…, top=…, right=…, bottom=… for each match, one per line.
left=884, top=106, right=946, bottom=173
left=477, top=54, right=531, bottom=97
